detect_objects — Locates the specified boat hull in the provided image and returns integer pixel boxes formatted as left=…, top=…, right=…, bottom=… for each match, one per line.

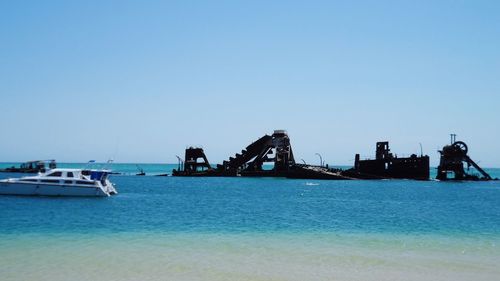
left=0, top=182, right=110, bottom=197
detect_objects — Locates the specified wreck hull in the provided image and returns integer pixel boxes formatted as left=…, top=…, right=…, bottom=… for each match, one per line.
left=348, top=142, right=430, bottom=180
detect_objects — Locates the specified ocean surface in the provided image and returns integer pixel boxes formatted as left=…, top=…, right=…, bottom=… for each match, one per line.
left=1, top=163, right=500, bottom=281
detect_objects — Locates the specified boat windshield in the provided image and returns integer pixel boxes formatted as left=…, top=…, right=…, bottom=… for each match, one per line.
left=46, top=171, right=62, bottom=177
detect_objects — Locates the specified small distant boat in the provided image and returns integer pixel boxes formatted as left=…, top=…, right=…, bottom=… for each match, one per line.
left=0, top=160, right=57, bottom=173
left=136, top=165, right=146, bottom=176
left=0, top=168, right=118, bottom=197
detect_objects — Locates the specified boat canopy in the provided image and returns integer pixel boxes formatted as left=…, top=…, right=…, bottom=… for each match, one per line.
left=90, top=170, right=109, bottom=181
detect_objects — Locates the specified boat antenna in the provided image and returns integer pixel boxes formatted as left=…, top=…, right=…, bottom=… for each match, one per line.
left=103, top=159, right=114, bottom=170
left=419, top=143, right=423, bottom=157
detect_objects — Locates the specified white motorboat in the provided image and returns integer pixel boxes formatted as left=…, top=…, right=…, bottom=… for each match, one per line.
left=0, top=168, right=118, bottom=197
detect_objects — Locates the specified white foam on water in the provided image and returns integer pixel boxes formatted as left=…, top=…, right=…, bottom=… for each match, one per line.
left=0, top=232, right=499, bottom=281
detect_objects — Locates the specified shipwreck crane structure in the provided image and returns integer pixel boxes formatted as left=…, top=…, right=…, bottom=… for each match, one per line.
left=216, top=130, right=295, bottom=177
left=172, top=130, right=350, bottom=179
left=436, top=134, right=495, bottom=181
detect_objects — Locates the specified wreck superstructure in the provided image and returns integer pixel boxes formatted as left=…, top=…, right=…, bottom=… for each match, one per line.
left=176, top=147, right=213, bottom=176
left=217, top=130, right=295, bottom=177
left=172, top=131, right=498, bottom=181
left=173, top=130, right=350, bottom=179
left=436, top=134, right=495, bottom=181
left=343, top=141, right=430, bottom=180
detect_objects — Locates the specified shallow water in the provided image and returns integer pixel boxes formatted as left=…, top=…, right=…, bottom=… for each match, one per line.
left=1, top=166, right=499, bottom=280
left=1, top=232, right=499, bottom=281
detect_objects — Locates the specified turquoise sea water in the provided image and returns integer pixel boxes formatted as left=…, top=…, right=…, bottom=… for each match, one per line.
left=1, top=163, right=500, bottom=280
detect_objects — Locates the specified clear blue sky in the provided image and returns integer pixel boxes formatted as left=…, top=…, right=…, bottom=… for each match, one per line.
left=0, top=0, right=499, bottom=166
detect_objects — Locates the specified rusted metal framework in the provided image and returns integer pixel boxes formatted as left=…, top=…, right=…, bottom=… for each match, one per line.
left=172, top=130, right=349, bottom=179
left=436, top=135, right=494, bottom=181
left=343, top=142, right=430, bottom=180
left=172, top=132, right=496, bottom=181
